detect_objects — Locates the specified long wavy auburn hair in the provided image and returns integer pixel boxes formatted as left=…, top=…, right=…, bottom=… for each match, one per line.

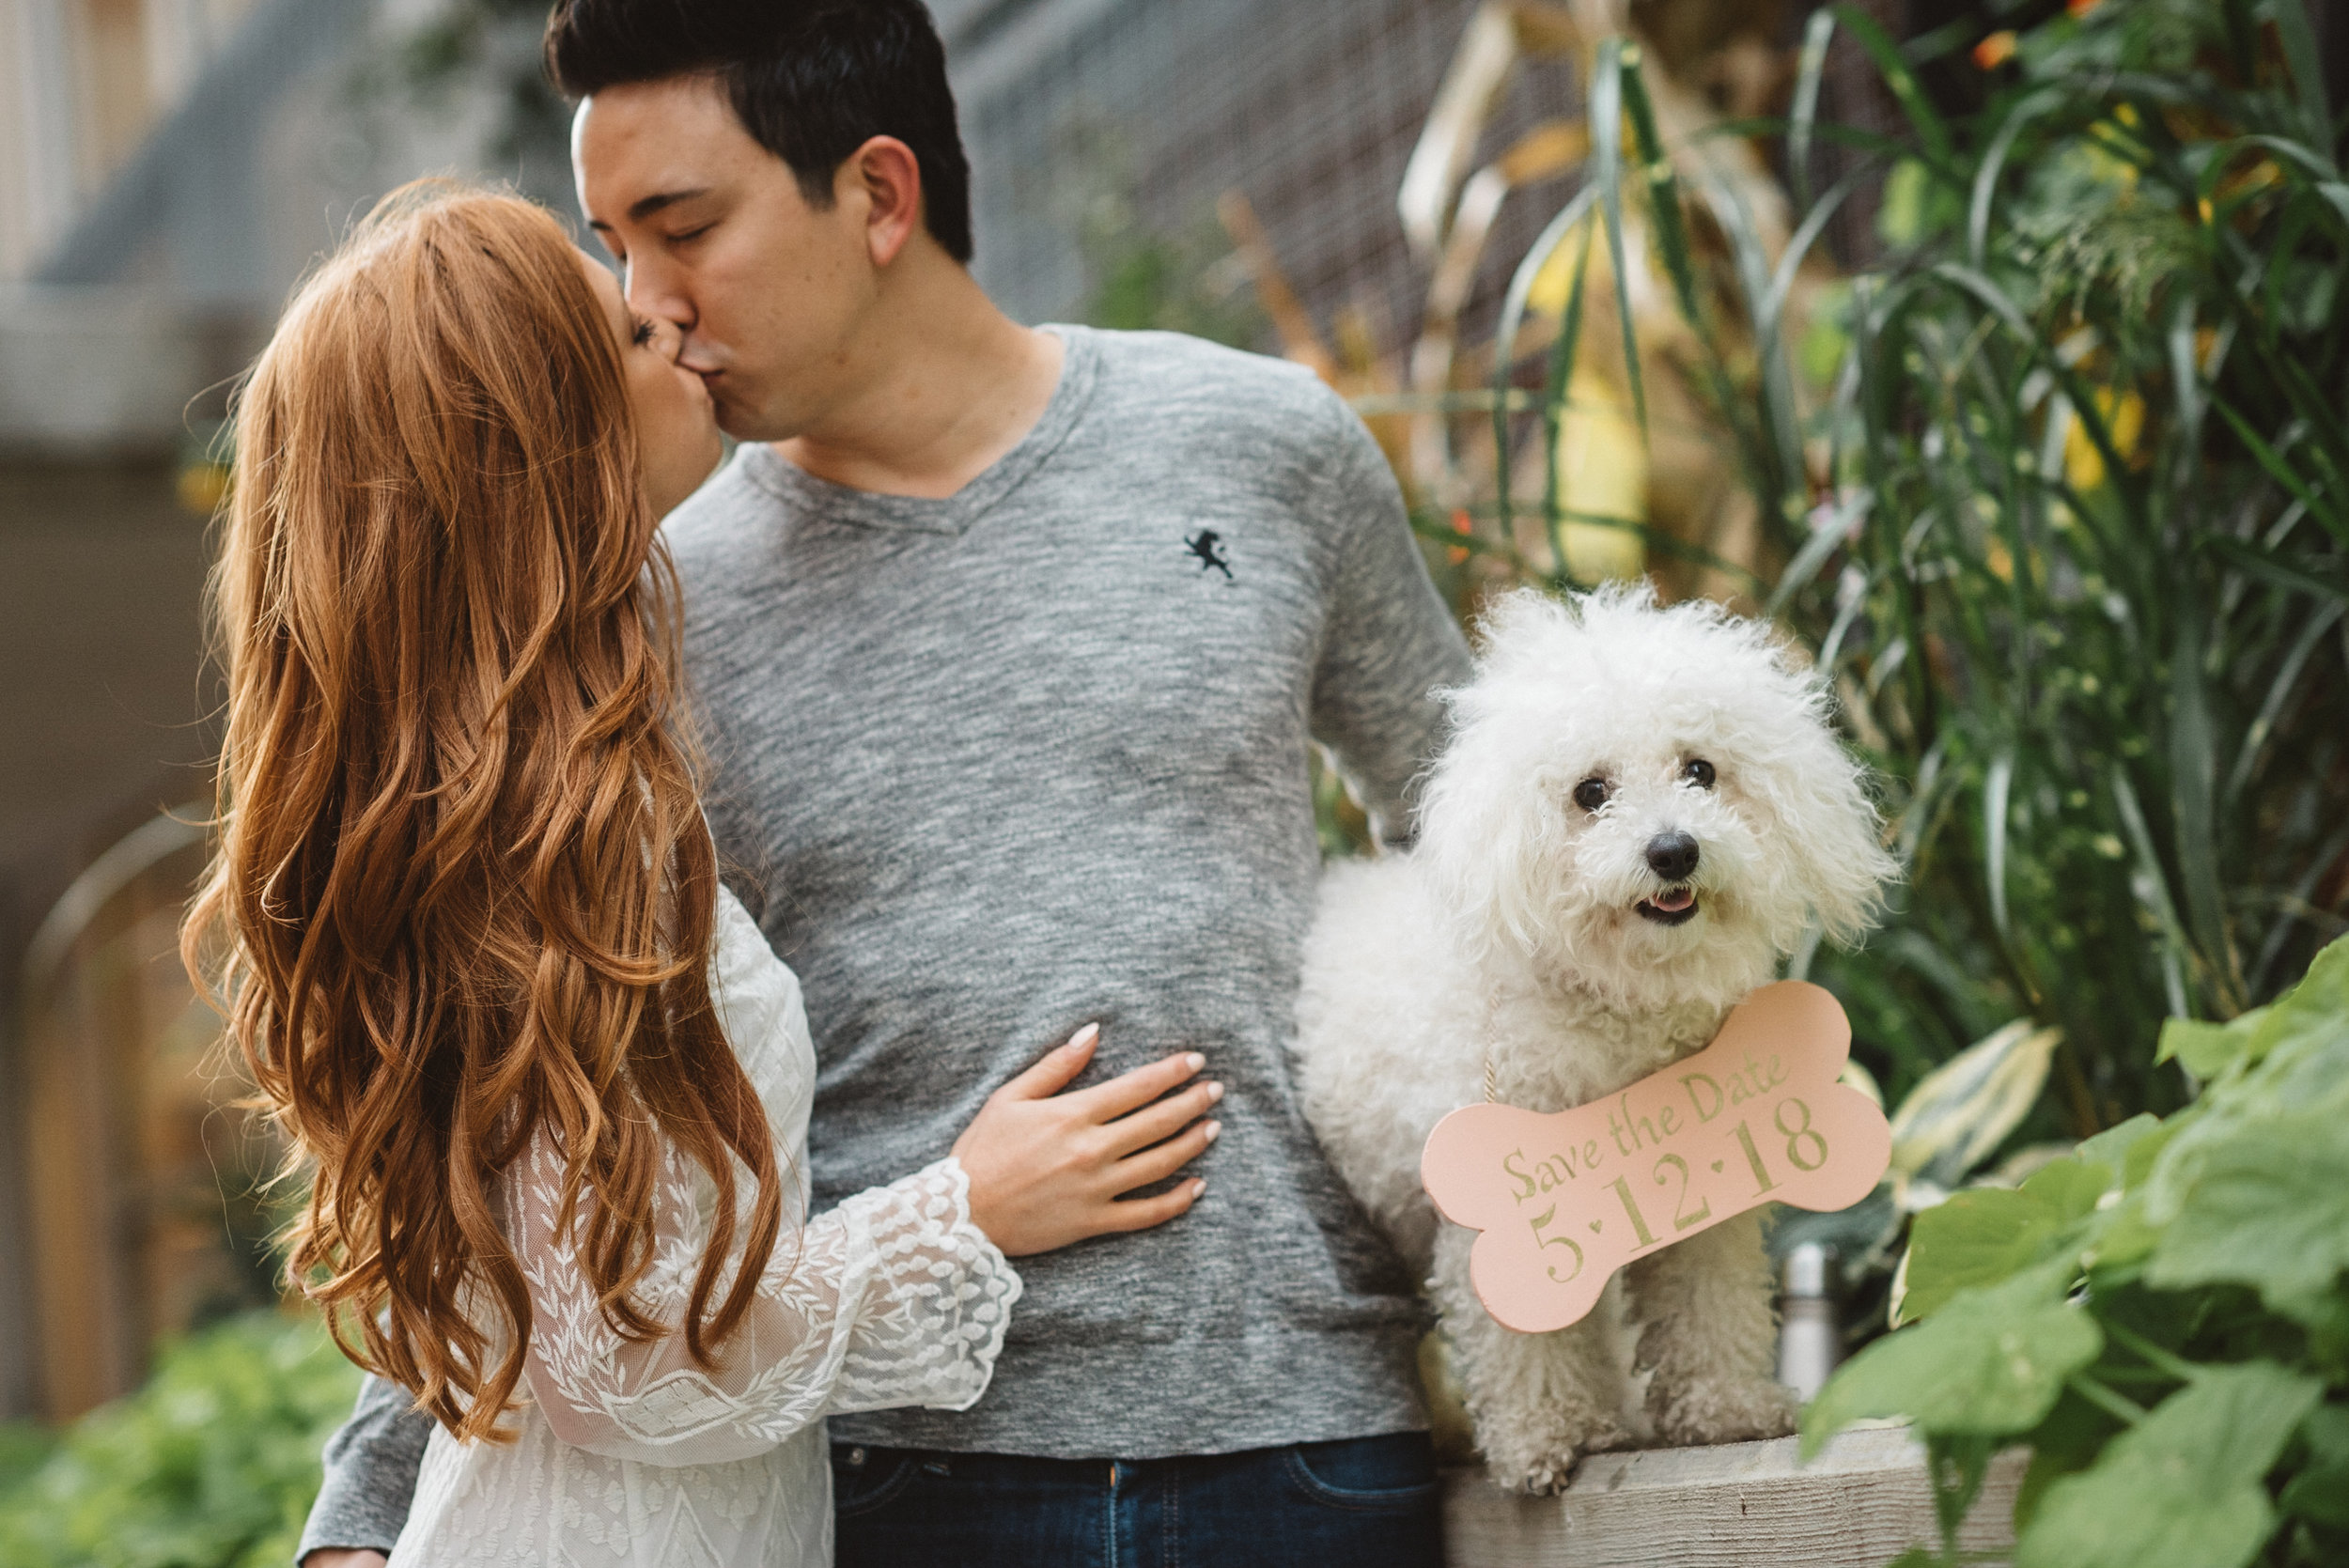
left=182, top=182, right=781, bottom=1440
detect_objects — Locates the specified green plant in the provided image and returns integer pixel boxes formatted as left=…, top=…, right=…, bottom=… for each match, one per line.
left=1770, top=1014, right=2062, bottom=1346
left=1470, top=0, right=2346, bottom=1127
left=1783, top=0, right=2349, bottom=1131
left=0, top=1312, right=361, bottom=1568
left=1803, top=931, right=2349, bottom=1568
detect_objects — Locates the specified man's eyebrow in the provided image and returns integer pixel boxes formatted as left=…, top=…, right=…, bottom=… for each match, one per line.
left=619, top=187, right=714, bottom=224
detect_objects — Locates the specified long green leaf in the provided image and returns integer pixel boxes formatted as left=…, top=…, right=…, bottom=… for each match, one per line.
left=1770, top=486, right=1872, bottom=616
left=2268, top=0, right=2333, bottom=150
left=1587, top=37, right=1647, bottom=433
left=2204, top=535, right=2349, bottom=603
left=2169, top=598, right=2241, bottom=1012
left=2166, top=305, right=2204, bottom=450
left=1489, top=184, right=1604, bottom=548
left=1968, top=88, right=2064, bottom=269
left=2209, top=394, right=2346, bottom=542
left=1831, top=3, right=1955, bottom=165
left=2112, top=767, right=2195, bottom=1019
left=1985, top=749, right=2015, bottom=950
left=1542, top=217, right=1597, bottom=587
left=1789, top=8, right=1837, bottom=209
left=1618, top=49, right=1703, bottom=330
left=2224, top=599, right=2345, bottom=808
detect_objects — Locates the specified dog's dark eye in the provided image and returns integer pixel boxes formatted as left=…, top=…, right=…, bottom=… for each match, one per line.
left=1683, top=758, right=1717, bottom=789
left=1572, top=778, right=1610, bottom=812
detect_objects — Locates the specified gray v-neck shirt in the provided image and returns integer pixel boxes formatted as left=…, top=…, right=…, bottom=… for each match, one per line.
left=680, top=326, right=1469, bottom=1456
left=297, top=326, right=1470, bottom=1551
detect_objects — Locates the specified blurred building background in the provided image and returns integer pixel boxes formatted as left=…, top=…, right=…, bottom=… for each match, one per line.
left=5, top=0, right=2344, bottom=1427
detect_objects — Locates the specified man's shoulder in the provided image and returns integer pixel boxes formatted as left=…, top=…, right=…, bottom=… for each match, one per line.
left=1073, top=326, right=1347, bottom=438
left=660, top=449, right=778, bottom=586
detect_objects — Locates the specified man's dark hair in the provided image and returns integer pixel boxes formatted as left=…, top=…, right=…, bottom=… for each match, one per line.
left=545, top=0, right=972, bottom=263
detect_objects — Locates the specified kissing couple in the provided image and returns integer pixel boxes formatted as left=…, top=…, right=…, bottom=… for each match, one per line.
left=188, top=2, right=1470, bottom=1565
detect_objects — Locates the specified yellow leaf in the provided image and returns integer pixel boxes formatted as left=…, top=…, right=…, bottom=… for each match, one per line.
left=1551, top=372, right=1646, bottom=582
left=2062, top=388, right=2144, bottom=492
left=1889, top=1020, right=2062, bottom=1182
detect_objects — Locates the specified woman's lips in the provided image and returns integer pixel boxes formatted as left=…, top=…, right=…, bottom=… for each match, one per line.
left=1637, top=886, right=1700, bottom=925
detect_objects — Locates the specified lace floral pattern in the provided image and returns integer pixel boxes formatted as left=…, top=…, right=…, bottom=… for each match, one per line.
left=387, top=888, right=1019, bottom=1567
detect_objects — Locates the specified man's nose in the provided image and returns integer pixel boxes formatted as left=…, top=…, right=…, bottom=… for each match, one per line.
left=1646, top=831, right=1700, bottom=882
left=623, top=259, right=694, bottom=337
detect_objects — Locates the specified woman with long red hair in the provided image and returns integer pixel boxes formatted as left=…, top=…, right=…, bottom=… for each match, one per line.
left=183, top=182, right=1217, bottom=1565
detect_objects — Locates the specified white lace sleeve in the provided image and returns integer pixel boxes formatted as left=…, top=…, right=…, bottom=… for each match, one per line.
left=502, top=889, right=1021, bottom=1468
left=507, top=1141, right=1019, bottom=1467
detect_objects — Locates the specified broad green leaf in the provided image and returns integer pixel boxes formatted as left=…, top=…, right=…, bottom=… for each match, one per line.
left=2017, top=1155, right=2112, bottom=1219
left=2146, top=1109, right=2349, bottom=1316
left=2117, top=1117, right=2181, bottom=1190
left=2014, top=1386, right=2126, bottom=1531
left=1899, top=1156, right=2111, bottom=1325
left=1899, top=1188, right=2057, bottom=1324
left=2015, top=1363, right=2322, bottom=1568
left=1888, top=1020, right=2061, bottom=1184
left=2076, top=1114, right=2161, bottom=1179
left=1802, top=1261, right=2100, bottom=1455
left=2155, top=1014, right=2263, bottom=1079
left=2279, top=1405, right=2349, bottom=1528
left=2235, top=934, right=2349, bottom=1084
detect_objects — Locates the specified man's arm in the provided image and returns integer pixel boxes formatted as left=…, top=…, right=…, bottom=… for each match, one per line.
left=1306, top=398, right=1475, bottom=843
left=295, top=1373, right=430, bottom=1567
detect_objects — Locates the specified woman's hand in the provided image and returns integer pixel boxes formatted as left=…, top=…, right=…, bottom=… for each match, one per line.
left=951, top=1025, right=1220, bottom=1256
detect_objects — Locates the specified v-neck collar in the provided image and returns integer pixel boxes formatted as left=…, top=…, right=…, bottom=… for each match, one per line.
left=739, top=324, right=1098, bottom=536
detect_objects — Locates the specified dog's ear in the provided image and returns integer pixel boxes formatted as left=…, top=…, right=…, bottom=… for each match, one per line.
left=1413, top=596, right=1579, bottom=959
left=1779, top=680, right=1901, bottom=949
left=1413, top=718, right=1556, bottom=960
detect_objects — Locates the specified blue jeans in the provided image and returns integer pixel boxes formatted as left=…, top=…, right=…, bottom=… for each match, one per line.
left=832, top=1432, right=1443, bottom=1568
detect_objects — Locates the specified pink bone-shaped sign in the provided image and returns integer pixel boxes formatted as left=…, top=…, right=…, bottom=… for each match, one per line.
left=1421, top=981, right=1890, bottom=1334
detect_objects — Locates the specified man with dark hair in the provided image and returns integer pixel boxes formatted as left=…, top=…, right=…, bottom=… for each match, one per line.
left=296, top=2, right=1469, bottom=1564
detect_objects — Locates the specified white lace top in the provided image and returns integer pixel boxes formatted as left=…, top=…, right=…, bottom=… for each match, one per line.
left=387, top=888, right=1021, bottom=1567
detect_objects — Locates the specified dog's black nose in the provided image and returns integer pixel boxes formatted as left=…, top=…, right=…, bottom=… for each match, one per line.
left=1646, top=831, right=1700, bottom=882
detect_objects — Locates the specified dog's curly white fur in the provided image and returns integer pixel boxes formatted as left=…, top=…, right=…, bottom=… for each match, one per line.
left=1295, top=585, right=1895, bottom=1492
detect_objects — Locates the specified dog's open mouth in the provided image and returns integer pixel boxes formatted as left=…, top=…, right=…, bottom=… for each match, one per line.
left=1636, top=886, right=1701, bottom=925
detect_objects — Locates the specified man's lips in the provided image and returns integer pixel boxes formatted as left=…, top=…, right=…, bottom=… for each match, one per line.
left=1637, top=886, right=1700, bottom=925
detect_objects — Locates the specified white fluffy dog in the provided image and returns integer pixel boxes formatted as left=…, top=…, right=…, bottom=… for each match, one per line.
left=1295, top=585, right=1893, bottom=1492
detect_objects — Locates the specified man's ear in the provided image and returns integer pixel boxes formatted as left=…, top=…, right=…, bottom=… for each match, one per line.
left=846, top=135, right=925, bottom=268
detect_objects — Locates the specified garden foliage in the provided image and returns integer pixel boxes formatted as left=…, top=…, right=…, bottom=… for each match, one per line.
left=0, top=1313, right=360, bottom=1568
left=1804, top=932, right=2349, bottom=1568
left=1484, top=0, right=2347, bottom=1131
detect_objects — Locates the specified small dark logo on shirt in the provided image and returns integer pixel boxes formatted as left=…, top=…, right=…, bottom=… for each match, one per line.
left=1186, top=529, right=1234, bottom=582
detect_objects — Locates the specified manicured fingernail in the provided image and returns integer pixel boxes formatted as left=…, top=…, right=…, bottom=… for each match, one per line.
left=1185, top=1052, right=1206, bottom=1072
left=1070, top=1024, right=1100, bottom=1050
left=1206, top=1081, right=1225, bottom=1104
left=1204, top=1121, right=1221, bottom=1143
left=1192, top=1179, right=1207, bottom=1196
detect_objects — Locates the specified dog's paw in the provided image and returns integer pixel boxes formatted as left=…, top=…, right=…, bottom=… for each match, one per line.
left=1484, top=1451, right=1580, bottom=1497
left=1478, top=1417, right=1635, bottom=1495
left=1647, top=1375, right=1798, bottom=1447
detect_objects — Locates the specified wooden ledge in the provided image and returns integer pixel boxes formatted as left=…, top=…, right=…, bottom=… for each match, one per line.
left=1442, top=1425, right=2022, bottom=1567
